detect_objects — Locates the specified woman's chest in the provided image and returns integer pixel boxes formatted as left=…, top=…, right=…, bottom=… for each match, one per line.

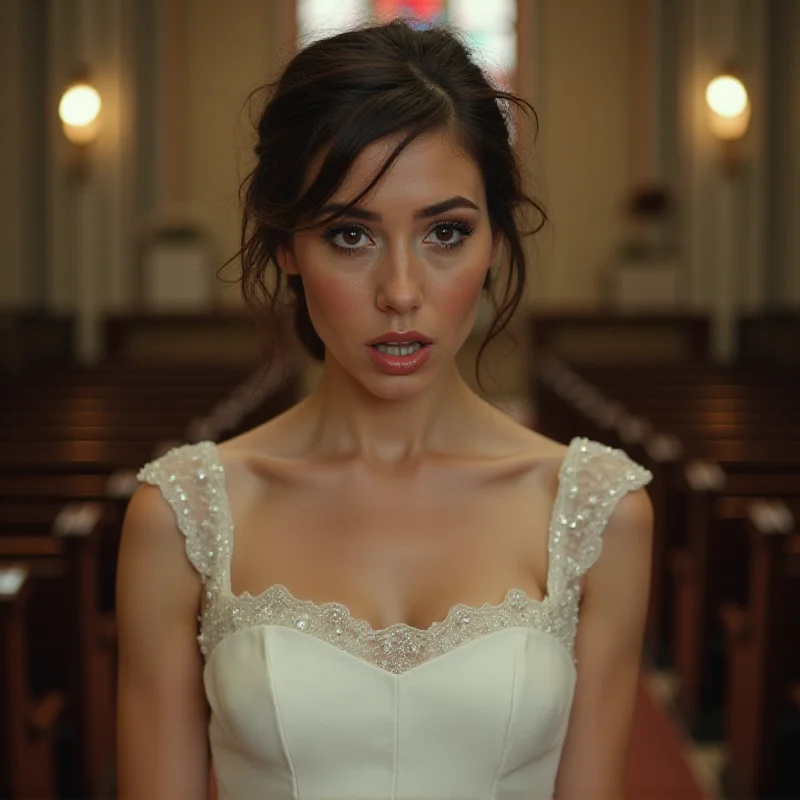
left=222, top=466, right=556, bottom=631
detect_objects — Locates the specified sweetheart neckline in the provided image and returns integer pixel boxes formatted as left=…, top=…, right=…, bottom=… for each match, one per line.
left=202, top=615, right=578, bottom=681
left=220, top=580, right=556, bottom=636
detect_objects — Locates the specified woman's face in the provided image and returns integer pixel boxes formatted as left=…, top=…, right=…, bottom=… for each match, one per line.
left=278, top=129, right=503, bottom=400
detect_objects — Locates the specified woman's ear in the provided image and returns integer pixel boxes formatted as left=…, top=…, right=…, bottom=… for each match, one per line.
left=275, top=244, right=300, bottom=276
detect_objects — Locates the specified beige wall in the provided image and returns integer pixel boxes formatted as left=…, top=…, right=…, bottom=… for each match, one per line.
left=181, top=0, right=285, bottom=307
left=530, top=0, right=633, bottom=308
left=0, top=0, right=27, bottom=308
left=177, top=0, right=635, bottom=310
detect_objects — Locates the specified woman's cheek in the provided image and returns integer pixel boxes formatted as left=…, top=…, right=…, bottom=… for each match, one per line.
left=302, top=269, right=369, bottom=339
left=433, top=265, right=487, bottom=325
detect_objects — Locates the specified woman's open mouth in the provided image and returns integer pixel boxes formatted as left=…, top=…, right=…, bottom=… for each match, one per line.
left=366, top=340, right=432, bottom=375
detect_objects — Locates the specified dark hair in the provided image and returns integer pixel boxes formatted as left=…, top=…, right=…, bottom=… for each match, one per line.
left=230, top=17, right=546, bottom=390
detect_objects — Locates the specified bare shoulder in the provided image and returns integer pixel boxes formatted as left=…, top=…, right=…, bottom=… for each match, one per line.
left=473, top=398, right=571, bottom=478
left=607, top=485, right=654, bottom=532
left=584, top=484, right=654, bottom=601
left=118, top=483, right=204, bottom=615
left=602, top=487, right=654, bottom=563
left=210, top=404, right=315, bottom=504
left=121, top=484, right=188, bottom=569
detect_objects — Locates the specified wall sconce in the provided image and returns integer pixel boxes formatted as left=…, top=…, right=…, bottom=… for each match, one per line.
left=58, top=66, right=102, bottom=181
left=705, top=68, right=750, bottom=176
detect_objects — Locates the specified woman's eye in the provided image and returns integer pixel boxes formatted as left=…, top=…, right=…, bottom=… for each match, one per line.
left=424, top=221, right=475, bottom=250
left=327, top=224, right=371, bottom=251
left=427, top=224, right=458, bottom=246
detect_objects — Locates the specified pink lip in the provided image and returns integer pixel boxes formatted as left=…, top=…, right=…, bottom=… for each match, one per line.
left=366, top=342, right=432, bottom=376
left=366, top=330, right=433, bottom=346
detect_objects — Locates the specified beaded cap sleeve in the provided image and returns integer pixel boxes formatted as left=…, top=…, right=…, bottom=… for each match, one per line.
left=547, top=437, right=653, bottom=599
left=136, top=441, right=230, bottom=582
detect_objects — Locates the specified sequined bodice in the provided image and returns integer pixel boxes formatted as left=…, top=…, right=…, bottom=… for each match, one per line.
left=137, top=437, right=652, bottom=674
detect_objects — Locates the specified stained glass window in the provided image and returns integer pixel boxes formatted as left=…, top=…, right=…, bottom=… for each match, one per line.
left=296, top=0, right=517, bottom=92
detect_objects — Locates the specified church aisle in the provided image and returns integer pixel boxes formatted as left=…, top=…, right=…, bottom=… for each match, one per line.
left=626, top=672, right=716, bottom=800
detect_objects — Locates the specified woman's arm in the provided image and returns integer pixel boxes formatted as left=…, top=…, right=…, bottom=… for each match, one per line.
left=116, top=485, right=211, bottom=800
left=553, top=488, right=654, bottom=800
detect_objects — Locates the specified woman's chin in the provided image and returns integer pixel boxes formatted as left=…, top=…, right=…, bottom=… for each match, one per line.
left=323, top=348, right=441, bottom=401
left=362, top=373, right=429, bottom=402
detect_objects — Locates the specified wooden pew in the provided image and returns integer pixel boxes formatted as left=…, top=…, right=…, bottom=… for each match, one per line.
left=0, top=312, right=74, bottom=376
left=531, top=351, right=800, bottom=669
left=0, top=502, right=119, bottom=798
left=720, top=499, right=800, bottom=800
left=0, top=472, right=136, bottom=617
left=637, top=441, right=798, bottom=677
left=0, top=563, right=66, bottom=799
left=0, top=423, right=182, bottom=443
left=641, top=435, right=799, bottom=667
left=738, top=311, right=800, bottom=369
left=670, top=464, right=800, bottom=738
left=1, top=356, right=300, bottom=795
left=0, top=441, right=168, bottom=474
left=528, top=312, right=710, bottom=367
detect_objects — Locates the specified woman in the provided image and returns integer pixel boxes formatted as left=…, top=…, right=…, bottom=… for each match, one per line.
left=116, top=18, right=653, bottom=800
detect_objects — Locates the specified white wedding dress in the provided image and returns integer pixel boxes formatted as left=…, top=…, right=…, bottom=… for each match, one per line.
left=138, top=436, right=651, bottom=800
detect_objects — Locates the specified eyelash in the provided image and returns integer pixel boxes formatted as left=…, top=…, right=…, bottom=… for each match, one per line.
left=322, top=218, right=476, bottom=257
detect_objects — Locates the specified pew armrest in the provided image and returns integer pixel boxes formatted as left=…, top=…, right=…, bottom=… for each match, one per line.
left=748, top=499, right=795, bottom=538
left=684, top=459, right=726, bottom=492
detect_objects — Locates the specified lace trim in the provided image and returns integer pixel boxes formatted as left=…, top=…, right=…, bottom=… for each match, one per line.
left=200, top=582, right=577, bottom=674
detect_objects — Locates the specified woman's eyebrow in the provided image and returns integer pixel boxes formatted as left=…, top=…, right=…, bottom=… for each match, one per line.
left=318, top=195, right=480, bottom=222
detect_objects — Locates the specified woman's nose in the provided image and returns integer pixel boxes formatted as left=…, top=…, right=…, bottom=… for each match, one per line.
left=375, top=253, right=423, bottom=314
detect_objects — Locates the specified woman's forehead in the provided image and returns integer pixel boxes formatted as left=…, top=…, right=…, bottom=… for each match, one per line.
left=303, top=130, right=484, bottom=212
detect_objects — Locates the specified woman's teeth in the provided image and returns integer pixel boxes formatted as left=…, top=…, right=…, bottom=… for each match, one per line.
left=373, top=342, right=423, bottom=356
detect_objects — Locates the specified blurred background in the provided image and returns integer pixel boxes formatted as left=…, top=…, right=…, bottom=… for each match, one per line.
left=1, top=0, right=798, bottom=798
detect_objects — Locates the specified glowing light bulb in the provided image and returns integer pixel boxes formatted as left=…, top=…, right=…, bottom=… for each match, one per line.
left=705, top=74, right=750, bottom=141
left=59, top=82, right=102, bottom=144
left=705, top=76, right=748, bottom=118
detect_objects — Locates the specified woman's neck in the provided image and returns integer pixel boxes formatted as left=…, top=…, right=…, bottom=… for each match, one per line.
left=296, top=358, right=485, bottom=467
